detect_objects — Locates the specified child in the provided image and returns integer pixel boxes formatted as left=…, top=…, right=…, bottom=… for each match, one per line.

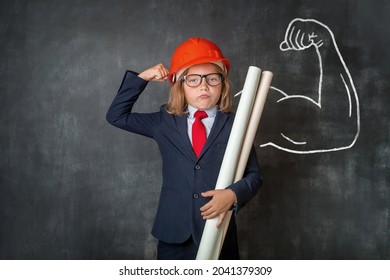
left=106, top=37, right=262, bottom=259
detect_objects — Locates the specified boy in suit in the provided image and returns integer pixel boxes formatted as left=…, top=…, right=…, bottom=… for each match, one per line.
left=106, top=38, right=262, bottom=259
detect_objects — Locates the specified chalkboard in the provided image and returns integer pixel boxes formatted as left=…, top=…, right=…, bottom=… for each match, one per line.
left=0, top=0, right=389, bottom=259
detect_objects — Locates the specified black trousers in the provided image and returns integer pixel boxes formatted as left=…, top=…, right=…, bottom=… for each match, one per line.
left=157, top=219, right=239, bottom=260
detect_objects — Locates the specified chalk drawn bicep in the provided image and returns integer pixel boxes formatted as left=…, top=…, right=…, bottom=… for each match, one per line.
left=261, top=18, right=360, bottom=154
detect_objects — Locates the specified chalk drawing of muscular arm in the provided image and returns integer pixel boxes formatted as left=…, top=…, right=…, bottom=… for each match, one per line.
left=260, top=18, right=360, bottom=154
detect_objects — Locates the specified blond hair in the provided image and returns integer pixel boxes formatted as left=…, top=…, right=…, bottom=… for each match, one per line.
left=166, top=64, right=232, bottom=115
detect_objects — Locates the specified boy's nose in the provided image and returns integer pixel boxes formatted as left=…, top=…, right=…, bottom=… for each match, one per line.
left=199, top=77, right=209, bottom=88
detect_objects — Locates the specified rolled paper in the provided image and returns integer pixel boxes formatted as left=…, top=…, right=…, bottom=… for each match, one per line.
left=204, top=71, right=273, bottom=260
left=211, top=71, right=274, bottom=259
left=234, top=71, right=273, bottom=182
left=196, top=66, right=262, bottom=260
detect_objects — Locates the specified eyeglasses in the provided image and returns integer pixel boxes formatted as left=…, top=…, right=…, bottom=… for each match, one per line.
left=180, top=73, right=224, bottom=87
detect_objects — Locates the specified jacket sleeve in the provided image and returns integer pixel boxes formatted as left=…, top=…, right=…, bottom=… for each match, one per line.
left=228, top=146, right=263, bottom=213
left=106, top=71, right=162, bottom=138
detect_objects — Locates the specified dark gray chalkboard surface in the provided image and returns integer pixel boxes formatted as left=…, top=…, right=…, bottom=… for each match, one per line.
left=1, top=0, right=389, bottom=259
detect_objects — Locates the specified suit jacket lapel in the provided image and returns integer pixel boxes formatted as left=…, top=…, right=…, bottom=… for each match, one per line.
left=175, top=114, right=197, bottom=161
left=199, top=111, right=230, bottom=158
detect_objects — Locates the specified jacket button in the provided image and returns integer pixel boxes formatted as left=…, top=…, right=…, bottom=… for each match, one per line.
left=193, top=193, right=199, bottom=199
left=195, top=165, right=201, bottom=170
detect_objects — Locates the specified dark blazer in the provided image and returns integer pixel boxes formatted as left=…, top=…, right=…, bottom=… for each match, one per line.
left=106, top=71, right=263, bottom=246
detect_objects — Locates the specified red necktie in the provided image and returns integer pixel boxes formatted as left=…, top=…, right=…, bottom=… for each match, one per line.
left=192, top=110, right=208, bottom=157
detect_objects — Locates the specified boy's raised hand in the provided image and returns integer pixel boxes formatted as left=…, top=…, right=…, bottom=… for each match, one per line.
left=138, top=63, right=169, bottom=82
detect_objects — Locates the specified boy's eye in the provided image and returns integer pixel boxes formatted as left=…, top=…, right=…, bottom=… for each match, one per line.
left=189, top=78, right=199, bottom=83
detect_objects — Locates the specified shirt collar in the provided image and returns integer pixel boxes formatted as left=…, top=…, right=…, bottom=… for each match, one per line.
left=187, top=104, right=217, bottom=119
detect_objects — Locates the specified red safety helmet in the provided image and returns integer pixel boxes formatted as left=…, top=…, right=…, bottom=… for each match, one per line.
left=169, top=37, right=230, bottom=84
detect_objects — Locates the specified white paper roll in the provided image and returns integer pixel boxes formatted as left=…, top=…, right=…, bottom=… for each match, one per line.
left=196, top=66, right=262, bottom=260
left=212, top=71, right=274, bottom=258
left=234, top=71, right=273, bottom=182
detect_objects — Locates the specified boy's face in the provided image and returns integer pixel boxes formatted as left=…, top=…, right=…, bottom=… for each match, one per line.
left=183, top=63, right=222, bottom=111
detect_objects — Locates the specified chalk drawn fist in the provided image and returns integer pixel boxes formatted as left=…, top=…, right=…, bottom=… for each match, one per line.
left=279, top=18, right=330, bottom=51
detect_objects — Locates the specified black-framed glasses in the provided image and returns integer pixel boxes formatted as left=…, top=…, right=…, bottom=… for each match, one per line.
left=180, top=73, right=224, bottom=87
